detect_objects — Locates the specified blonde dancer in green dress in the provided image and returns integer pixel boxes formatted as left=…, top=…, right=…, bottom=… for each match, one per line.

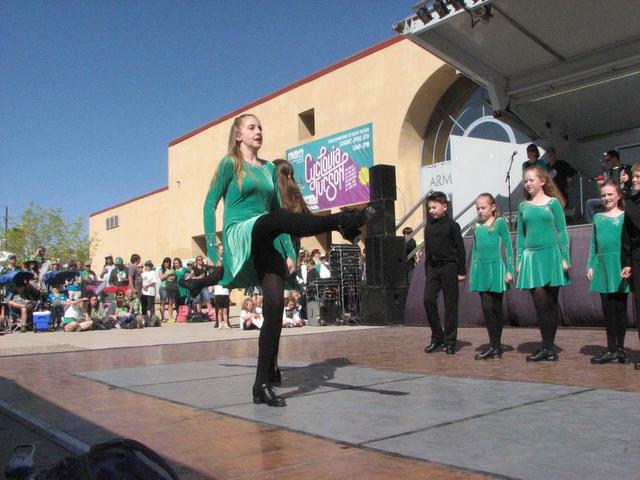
left=470, top=193, right=514, bottom=360
left=587, top=182, right=629, bottom=364
left=203, top=114, right=372, bottom=407
left=516, top=165, right=570, bottom=362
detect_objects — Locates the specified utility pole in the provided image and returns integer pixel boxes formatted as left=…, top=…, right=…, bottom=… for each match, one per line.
left=1, top=206, right=6, bottom=250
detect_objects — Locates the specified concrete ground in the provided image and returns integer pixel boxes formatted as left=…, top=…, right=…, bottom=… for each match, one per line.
left=1, top=322, right=639, bottom=479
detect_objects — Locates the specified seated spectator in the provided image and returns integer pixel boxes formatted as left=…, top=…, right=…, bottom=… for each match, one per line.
left=126, top=289, right=144, bottom=328
left=108, top=290, right=135, bottom=329
left=87, top=294, right=110, bottom=330
left=282, top=295, right=304, bottom=328
left=289, top=290, right=305, bottom=322
left=5, top=282, right=36, bottom=333
left=47, top=285, right=69, bottom=328
left=240, top=297, right=264, bottom=330
left=62, top=297, right=93, bottom=332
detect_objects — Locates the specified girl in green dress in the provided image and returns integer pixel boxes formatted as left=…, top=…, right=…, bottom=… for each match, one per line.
left=587, top=182, right=629, bottom=364
left=516, top=165, right=570, bottom=362
left=203, top=114, right=371, bottom=407
left=470, top=193, right=514, bottom=360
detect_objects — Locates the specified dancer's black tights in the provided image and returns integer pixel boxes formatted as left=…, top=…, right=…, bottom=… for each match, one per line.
left=600, top=292, right=628, bottom=352
left=251, top=208, right=342, bottom=387
left=530, top=286, right=560, bottom=351
left=479, top=292, right=503, bottom=349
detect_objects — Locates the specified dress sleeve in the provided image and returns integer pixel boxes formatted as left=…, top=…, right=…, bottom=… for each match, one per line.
left=551, top=198, right=570, bottom=265
left=204, top=157, right=233, bottom=262
left=498, top=217, right=515, bottom=275
left=269, top=162, right=297, bottom=263
left=587, top=219, right=597, bottom=271
left=516, top=203, right=525, bottom=269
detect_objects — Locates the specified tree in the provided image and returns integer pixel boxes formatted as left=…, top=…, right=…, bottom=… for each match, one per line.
left=3, top=202, right=93, bottom=263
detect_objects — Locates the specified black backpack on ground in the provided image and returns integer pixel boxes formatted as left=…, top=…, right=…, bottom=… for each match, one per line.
left=35, top=438, right=180, bottom=480
left=187, top=311, right=208, bottom=323
left=145, top=314, right=162, bottom=327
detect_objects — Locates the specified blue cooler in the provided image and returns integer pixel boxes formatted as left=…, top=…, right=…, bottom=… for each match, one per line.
left=32, top=312, right=51, bottom=332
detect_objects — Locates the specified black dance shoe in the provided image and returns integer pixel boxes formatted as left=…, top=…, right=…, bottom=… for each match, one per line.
left=424, top=342, right=443, bottom=353
left=590, top=350, right=617, bottom=364
left=338, top=206, right=375, bottom=244
left=474, top=347, right=503, bottom=360
left=526, top=349, right=559, bottom=362
left=269, top=367, right=282, bottom=385
left=252, top=383, right=286, bottom=407
left=444, top=344, right=456, bottom=355
left=635, top=362, right=640, bottom=371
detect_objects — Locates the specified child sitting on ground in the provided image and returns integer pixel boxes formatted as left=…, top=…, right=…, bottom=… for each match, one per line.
left=240, top=297, right=264, bottom=330
left=62, top=297, right=93, bottom=332
left=282, top=295, right=304, bottom=328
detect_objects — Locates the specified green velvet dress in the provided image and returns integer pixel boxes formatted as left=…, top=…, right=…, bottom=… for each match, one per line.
left=516, top=198, right=570, bottom=289
left=203, top=156, right=295, bottom=288
left=587, top=212, right=629, bottom=293
left=469, top=217, right=514, bottom=293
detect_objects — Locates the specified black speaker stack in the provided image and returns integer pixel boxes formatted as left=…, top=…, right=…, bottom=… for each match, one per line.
left=329, top=243, right=363, bottom=322
left=363, top=165, right=408, bottom=325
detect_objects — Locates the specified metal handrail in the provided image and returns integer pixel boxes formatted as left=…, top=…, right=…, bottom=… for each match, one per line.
left=395, top=189, right=432, bottom=231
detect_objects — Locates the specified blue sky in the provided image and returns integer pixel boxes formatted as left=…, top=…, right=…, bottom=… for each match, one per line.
left=2, top=1, right=412, bottom=228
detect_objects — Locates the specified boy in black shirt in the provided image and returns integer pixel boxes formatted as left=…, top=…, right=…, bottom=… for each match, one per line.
left=423, top=192, right=467, bottom=354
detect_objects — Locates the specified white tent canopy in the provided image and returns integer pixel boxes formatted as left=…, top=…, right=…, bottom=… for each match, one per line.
left=394, top=0, right=640, bottom=145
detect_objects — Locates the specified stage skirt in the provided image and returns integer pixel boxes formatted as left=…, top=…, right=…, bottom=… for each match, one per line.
left=516, top=245, right=570, bottom=289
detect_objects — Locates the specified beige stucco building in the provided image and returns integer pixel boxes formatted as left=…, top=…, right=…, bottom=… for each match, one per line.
left=89, top=36, right=457, bottom=267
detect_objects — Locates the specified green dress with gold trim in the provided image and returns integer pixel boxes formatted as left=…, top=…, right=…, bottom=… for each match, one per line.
left=470, top=216, right=514, bottom=293
left=587, top=212, right=629, bottom=293
left=203, top=156, right=295, bottom=289
left=516, top=198, right=570, bottom=289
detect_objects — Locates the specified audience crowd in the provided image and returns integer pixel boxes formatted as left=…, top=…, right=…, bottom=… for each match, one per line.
left=0, top=244, right=350, bottom=334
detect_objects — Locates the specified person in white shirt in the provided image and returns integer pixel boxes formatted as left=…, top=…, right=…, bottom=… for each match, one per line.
left=141, top=260, right=160, bottom=318
left=101, top=254, right=116, bottom=286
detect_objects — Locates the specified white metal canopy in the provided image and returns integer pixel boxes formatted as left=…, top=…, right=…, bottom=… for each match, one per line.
left=394, top=0, right=640, bottom=143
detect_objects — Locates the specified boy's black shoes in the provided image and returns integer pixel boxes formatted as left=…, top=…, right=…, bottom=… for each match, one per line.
left=424, top=342, right=443, bottom=353
left=253, top=383, right=286, bottom=407
left=474, top=347, right=502, bottom=360
left=635, top=362, right=640, bottom=370
left=444, top=345, right=456, bottom=355
left=526, top=349, right=559, bottom=362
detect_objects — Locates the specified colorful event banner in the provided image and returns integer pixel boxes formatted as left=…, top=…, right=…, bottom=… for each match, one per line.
left=285, top=123, right=373, bottom=212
